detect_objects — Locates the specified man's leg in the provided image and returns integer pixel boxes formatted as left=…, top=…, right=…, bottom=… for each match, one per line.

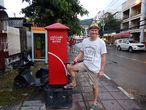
left=67, top=64, right=78, bottom=86
left=92, top=83, right=99, bottom=104
left=66, top=62, right=87, bottom=87
left=88, top=72, right=100, bottom=104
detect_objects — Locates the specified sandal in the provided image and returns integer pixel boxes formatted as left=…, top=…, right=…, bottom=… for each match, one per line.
left=64, top=83, right=76, bottom=89
left=90, top=102, right=103, bottom=110
left=90, top=103, right=97, bottom=110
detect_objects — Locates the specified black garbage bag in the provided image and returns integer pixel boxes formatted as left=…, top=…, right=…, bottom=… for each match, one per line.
left=13, top=61, right=35, bottom=88
left=35, top=68, right=48, bottom=86
left=14, top=69, right=35, bottom=88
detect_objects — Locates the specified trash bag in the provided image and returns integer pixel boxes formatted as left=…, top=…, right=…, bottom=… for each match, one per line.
left=14, top=69, right=35, bottom=88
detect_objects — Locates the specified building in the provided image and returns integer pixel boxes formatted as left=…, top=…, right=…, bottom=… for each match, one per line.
left=0, top=0, right=9, bottom=71
left=121, top=0, right=146, bottom=42
left=0, top=0, right=29, bottom=71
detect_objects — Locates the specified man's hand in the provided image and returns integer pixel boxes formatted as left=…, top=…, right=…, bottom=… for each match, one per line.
left=97, top=70, right=105, bottom=79
left=74, top=57, right=78, bottom=63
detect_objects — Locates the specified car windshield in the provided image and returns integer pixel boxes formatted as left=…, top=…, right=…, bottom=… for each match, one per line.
left=129, top=40, right=138, bottom=43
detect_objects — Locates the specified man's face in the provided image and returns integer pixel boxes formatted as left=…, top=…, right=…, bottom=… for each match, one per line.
left=89, top=28, right=99, bottom=39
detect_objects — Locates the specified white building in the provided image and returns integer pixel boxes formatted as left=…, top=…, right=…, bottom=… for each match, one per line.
left=121, top=0, right=146, bottom=42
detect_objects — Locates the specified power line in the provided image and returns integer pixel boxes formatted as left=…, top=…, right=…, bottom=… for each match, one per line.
left=104, top=0, right=126, bottom=13
left=104, top=0, right=117, bottom=10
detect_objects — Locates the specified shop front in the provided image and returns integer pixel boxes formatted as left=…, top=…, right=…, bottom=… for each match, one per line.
left=31, top=27, right=47, bottom=63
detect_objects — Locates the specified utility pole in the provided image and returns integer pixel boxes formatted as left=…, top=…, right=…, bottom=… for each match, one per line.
left=140, top=0, right=146, bottom=43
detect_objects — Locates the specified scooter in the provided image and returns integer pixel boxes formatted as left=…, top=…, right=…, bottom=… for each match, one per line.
left=13, top=51, right=48, bottom=88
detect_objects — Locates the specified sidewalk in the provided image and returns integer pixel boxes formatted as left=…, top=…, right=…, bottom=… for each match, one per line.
left=18, top=49, right=141, bottom=110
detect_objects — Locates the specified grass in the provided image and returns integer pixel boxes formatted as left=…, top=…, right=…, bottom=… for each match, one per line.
left=0, top=62, right=47, bottom=106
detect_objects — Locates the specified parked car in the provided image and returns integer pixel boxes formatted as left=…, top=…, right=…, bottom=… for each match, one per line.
left=117, top=39, right=145, bottom=52
left=114, top=39, right=123, bottom=47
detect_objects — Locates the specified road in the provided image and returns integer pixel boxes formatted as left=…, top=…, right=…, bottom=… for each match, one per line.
left=106, top=46, right=146, bottom=96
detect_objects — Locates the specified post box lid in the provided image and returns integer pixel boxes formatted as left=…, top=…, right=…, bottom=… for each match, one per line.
left=45, top=23, right=69, bottom=30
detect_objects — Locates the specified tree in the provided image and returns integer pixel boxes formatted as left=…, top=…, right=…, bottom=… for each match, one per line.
left=22, top=0, right=88, bottom=35
left=99, top=12, right=121, bottom=33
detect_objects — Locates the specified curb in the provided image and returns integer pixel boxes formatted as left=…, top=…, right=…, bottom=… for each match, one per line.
left=103, top=74, right=135, bottom=100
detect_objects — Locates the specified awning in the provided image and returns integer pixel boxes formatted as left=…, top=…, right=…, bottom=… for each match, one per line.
left=112, top=32, right=131, bottom=37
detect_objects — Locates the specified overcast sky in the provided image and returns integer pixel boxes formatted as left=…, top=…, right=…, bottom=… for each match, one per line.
left=4, top=0, right=126, bottom=20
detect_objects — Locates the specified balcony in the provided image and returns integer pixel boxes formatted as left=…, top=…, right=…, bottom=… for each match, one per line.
left=122, top=9, right=130, bottom=20
left=122, top=22, right=129, bottom=30
left=131, top=3, right=141, bottom=17
left=130, top=18, right=140, bottom=30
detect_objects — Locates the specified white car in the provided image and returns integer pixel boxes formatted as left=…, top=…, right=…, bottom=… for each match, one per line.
left=117, top=39, right=145, bottom=52
left=114, top=39, right=123, bottom=47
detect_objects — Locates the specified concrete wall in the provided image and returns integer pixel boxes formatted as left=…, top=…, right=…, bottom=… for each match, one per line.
left=7, top=26, right=21, bottom=55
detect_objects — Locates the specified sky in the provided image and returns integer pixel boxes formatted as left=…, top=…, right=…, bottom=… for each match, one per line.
left=4, top=0, right=126, bottom=20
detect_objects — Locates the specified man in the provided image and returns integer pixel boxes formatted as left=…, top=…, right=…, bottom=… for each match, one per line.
left=65, top=22, right=107, bottom=110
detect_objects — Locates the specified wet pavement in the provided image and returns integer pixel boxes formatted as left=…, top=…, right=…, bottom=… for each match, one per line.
left=106, top=46, right=146, bottom=95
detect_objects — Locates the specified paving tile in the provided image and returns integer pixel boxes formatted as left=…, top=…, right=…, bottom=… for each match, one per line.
left=101, top=100, right=124, bottom=110
left=99, top=92, right=114, bottom=100
left=118, top=100, right=141, bottom=110
left=22, top=100, right=42, bottom=106
left=104, top=85, right=119, bottom=92
left=110, top=91, right=129, bottom=100
left=21, top=105, right=45, bottom=110
left=72, top=94, right=83, bottom=102
left=101, top=80, right=116, bottom=86
left=77, top=101, right=86, bottom=110
left=21, top=107, right=40, bottom=110
left=99, top=85, right=108, bottom=92
left=40, top=104, right=46, bottom=110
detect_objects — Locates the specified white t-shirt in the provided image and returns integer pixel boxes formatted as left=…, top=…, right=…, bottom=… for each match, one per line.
left=80, top=37, right=107, bottom=73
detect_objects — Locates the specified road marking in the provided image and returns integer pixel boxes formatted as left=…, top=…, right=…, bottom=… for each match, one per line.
left=104, top=74, right=135, bottom=100
left=104, top=74, right=111, bottom=80
left=118, top=86, right=134, bottom=100
left=110, top=53, right=145, bottom=64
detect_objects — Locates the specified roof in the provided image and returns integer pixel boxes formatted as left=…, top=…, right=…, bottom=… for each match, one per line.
left=31, top=27, right=45, bottom=32
left=112, top=32, right=131, bottom=37
left=0, top=5, right=5, bottom=9
left=9, top=17, right=24, bottom=20
left=45, top=23, right=69, bottom=30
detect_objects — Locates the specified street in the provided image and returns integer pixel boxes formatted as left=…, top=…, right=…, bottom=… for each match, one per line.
left=106, top=46, right=146, bottom=96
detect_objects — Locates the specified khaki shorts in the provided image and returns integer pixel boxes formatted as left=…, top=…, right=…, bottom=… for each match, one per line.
left=73, top=62, right=98, bottom=87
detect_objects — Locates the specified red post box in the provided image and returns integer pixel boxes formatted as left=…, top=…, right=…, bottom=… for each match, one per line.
left=45, top=23, right=69, bottom=85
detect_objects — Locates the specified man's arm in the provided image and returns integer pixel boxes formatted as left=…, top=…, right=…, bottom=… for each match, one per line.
left=74, top=51, right=84, bottom=62
left=98, top=53, right=106, bottom=78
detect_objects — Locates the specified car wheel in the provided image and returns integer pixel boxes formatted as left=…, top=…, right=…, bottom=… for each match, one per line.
left=128, top=47, right=133, bottom=52
left=117, top=46, right=121, bottom=51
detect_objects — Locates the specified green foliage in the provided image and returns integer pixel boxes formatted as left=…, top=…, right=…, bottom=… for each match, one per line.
left=80, top=18, right=93, bottom=26
left=22, top=0, right=88, bottom=35
left=99, top=12, right=121, bottom=33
